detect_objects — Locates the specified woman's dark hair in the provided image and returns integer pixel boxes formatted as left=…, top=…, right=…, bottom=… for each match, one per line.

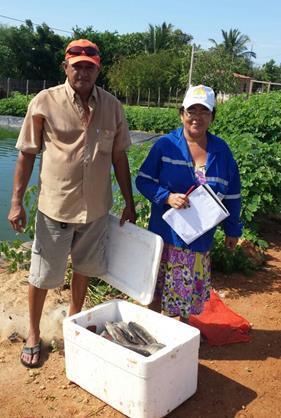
left=179, top=106, right=216, bottom=121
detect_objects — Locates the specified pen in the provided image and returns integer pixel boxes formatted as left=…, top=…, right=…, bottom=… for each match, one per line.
left=185, top=185, right=196, bottom=196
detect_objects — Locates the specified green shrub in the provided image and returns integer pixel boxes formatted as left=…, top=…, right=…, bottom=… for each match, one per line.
left=112, top=141, right=153, bottom=229
left=2, top=91, right=281, bottom=143
left=211, top=228, right=254, bottom=275
left=124, top=106, right=180, bottom=133
left=0, top=92, right=33, bottom=117
left=213, top=91, right=281, bottom=143
left=227, top=133, right=281, bottom=226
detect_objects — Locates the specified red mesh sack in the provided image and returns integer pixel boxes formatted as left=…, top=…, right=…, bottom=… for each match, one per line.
left=189, top=290, right=251, bottom=345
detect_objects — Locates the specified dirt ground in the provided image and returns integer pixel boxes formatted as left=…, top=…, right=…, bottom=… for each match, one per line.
left=0, top=219, right=280, bottom=418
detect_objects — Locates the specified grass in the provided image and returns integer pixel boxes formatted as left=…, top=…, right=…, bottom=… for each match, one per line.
left=0, top=127, right=19, bottom=139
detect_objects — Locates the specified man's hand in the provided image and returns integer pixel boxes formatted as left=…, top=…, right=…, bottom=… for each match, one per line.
left=166, top=193, right=189, bottom=209
left=120, top=205, right=137, bottom=226
left=8, top=203, right=27, bottom=233
left=8, top=150, right=36, bottom=233
left=225, top=236, right=239, bottom=251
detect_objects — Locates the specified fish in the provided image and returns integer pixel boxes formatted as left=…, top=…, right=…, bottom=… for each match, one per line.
left=104, top=321, right=130, bottom=345
left=115, top=321, right=143, bottom=344
left=99, top=330, right=114, bottom=341
left=144, top=342, right=166, bottom=355
left=118, top=343, right=151, bottom=357
left=100, top=320, right=166, bottom=357
left=128, top=321, right=158, bottom=344
left=116, top=342, right=165, bottom=357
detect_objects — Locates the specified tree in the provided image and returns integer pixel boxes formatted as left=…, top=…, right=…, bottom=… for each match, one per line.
left=0, top=21, right=65, bottom=82
left=0, top=39, right=18, bottom=78
left=117, top=32, right=146, bottom=57
left=144, top=22, right=192, bottom=54
left=107, top=51, right=183, bottom=104
left=255, top=59, right=281, bottom=82
left=209, top=28, right=256, bottom=60
left=191, top=47, right=240, bottom=94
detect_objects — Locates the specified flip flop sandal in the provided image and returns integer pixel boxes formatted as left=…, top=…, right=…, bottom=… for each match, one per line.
left=20, top=340, right=41, bottom=368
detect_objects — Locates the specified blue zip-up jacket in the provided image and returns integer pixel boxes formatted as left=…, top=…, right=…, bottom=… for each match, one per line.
left=136, top=127, right=242, bottom=252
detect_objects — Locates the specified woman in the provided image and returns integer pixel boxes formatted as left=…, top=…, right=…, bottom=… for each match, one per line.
left=136, top=85, right=242, bottom=322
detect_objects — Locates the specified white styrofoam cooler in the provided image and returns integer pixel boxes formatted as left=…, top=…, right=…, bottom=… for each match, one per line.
left=63, top=300, right=200, bottom=418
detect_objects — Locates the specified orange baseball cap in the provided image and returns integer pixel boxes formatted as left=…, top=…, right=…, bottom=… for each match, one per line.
left=65, top=39, right=101, bottom=68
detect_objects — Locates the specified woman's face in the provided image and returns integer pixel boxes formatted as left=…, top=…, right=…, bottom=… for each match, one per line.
left=180, top=104, right=213, bottom=139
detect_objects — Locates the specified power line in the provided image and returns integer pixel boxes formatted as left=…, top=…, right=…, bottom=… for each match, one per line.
left=0, top=14, right=73, bottom=34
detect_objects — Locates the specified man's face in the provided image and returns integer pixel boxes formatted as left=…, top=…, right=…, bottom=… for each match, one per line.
left=64, top=61, right=100, bottom=97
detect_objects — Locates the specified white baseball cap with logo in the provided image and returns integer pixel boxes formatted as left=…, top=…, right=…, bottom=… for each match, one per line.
left=182, top=85, right=215, bottom=111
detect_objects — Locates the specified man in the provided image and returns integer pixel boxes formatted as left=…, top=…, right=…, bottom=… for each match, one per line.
left=8, top=39, right=136, bottom=368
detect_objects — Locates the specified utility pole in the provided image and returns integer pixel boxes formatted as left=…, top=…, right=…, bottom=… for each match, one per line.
left=188, top=44, right=195, bottom=89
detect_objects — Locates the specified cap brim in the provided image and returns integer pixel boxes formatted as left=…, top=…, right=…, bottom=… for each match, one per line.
left=66, top=55, right=100, bottom=68
left=184, top=99, right=213, bottom=112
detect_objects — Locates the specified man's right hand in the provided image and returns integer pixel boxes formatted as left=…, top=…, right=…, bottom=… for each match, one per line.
left=8, top=150, right=36, bottom=233
left=8, top=203, right=27, bottom=233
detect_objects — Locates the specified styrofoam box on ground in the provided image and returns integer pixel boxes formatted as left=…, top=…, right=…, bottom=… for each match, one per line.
left=63, top=299, right=200, bottom=418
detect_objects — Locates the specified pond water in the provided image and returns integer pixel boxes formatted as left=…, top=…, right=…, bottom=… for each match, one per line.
left=0, top=138, right=40, bottom=242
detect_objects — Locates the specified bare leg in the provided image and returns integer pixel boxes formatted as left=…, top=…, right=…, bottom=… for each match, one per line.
left=69, top=272, right=90, bottom=316
left=21, top=284, right=48, bottom=366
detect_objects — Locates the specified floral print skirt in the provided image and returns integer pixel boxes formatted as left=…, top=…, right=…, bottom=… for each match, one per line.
left=155, top=243, right=211, bottom=318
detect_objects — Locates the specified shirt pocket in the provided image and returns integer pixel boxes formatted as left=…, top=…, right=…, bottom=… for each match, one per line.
left=96, top=129, right=115, bottom=154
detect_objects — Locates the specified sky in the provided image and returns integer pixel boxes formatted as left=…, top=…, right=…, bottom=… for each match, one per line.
left=1, top=0, right=281, bottom=66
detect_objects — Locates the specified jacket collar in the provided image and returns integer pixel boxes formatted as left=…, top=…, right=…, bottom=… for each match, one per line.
left=173, top=127, right=226, bottom=154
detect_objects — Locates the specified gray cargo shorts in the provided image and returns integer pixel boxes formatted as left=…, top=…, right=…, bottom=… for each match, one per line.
left=29, top=210, right=108, bottom=289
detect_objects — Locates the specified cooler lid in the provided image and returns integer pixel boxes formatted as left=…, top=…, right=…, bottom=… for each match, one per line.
left=101, top=214, right=163, bottom=305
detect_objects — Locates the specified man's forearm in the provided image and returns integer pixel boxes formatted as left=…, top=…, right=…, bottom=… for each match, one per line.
left=11, top=151, right=36, bottom=205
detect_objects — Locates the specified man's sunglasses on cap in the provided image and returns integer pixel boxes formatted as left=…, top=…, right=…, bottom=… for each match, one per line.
left=66, top=46, right=100, bottom=57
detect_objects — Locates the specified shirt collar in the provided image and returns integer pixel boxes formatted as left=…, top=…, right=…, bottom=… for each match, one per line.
left=65, top=79, right=97, bottom=104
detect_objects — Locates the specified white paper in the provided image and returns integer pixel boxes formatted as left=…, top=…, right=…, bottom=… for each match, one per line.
left=162, top=184, right=229, bottom=245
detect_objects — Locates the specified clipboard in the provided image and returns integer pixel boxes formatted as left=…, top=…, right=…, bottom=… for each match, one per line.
left=162, top=184, right=229, bottom=245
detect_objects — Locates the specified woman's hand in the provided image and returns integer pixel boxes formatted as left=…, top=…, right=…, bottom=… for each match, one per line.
left=225, top=236, right=239, bottom=251
left=166, top=193, right=189, bottom=209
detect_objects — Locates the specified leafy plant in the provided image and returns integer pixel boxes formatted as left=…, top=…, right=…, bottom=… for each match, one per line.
left=212, top=91, right=281, bottom=143
left=0, top=239, right=31, bottom=272
left=211, top=228, right=254, bottom=275
left=87, top=277, right=128, bottom=306
left=0, top=185, right=38, bottom=272
left=226, top=133, right=281, bottom=226
left=0, top=92, right=34, bottom=117
left=124, top=105, right=180, bottom=133
left=111, top=141, right=153, bottom=229
left=23, top=184, right=39, bottom=239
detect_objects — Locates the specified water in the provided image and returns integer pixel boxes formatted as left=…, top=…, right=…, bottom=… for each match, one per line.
left=0, top=138, right=40, bottom=242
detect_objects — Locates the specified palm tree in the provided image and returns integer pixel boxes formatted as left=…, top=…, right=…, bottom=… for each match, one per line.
left=209, top=28, right=256, bottom=59
left=144, top=22, right=174, bottom=54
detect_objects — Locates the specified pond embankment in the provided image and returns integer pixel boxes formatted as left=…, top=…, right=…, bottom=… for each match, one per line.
left=0, top=116, right=23, bottom=131
left=0, top=115, right=161, bottom=144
